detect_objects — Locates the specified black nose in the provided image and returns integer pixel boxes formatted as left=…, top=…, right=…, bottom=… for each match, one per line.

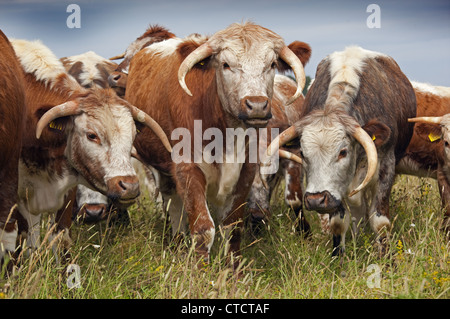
left=304, top=191, right=341, bottom=212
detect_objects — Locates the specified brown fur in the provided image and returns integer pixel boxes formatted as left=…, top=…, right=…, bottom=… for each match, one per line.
left=0, top=30, right=26, bottom=231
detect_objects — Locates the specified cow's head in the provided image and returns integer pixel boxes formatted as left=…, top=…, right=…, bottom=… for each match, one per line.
left=409, top=115, right=450, bottom=166
left=36, top=88, right=172, bottom=207
left=264, top=109, right=390, bottom=214
left=177, top=22, right=311, bottom=128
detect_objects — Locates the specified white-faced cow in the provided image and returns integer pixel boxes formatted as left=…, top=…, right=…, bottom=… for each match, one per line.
left=265, top=46, right=416, bottom=256
left=247, top=74, right=311, bottom=236
left=108, top=24, right=176, bottom=96
left=7, top=37, right=171, bottom=259
left=0, top=30, right=26, bottom=264
left=396, top=81, right=450, bottom=235
left=125, top=22, right=309, bottom=268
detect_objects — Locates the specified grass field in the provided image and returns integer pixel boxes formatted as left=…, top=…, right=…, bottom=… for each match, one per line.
left=1, top=175, right=449, bottom=299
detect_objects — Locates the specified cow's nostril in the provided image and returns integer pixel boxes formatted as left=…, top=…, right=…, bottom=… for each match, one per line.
left=113, top=74, right=121, bottom=81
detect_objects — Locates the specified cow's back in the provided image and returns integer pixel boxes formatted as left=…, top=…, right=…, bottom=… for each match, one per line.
left=0, top=30, right=26, bottom=220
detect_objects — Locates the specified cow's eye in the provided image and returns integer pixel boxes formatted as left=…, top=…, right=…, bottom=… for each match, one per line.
left=87, top=132, right=99, bottom=143
left=338, top=148, right=348, bottom=160
left=445, top=141, right=449, bottom=148
left=223, top=62, right=230, bottom=70
left=271, top=61, right=276, bottom=69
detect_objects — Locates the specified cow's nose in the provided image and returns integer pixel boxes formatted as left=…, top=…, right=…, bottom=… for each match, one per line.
left=239, top=96, right=272, bottom=127
left=106, top=176, right=140, bottom=204
left=304, top=191, right=340, bottom=212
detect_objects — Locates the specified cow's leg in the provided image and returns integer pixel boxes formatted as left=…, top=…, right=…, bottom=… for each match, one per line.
left=436, top=167, right=450, bottom=236
left=368, top=160, right=394, bottom=256
left=163, top=192, right=187, bottom=238
left=0, top=218, right=18, bottom=269
left=50, top=187, right=76, bottom=264
left=175, top=163, right=214, bottom=263
left=284, top=161, right=310, bottom=237
left=18, top=204, right=41, bottom=254
left=221, top=162, right=257, bottom=271
left=329, top=205, right=350, bottom=257
left=246, top=169, right=272, bottom=235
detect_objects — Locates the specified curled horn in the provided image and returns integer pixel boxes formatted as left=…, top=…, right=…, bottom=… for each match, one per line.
left=278, top=149, right=302, bottom=164
left=128, top=105, right=172, bottom=153
left=408, top=116, right=443, bottom=124
left=348, top=126, right=378, bottom=197
left=261, top=126, right=298, bottom=167
left=109, top=53, right=126, bottom=60
left=279, top=46, right=306, bottom=105
left=178, top=43, right=213, bottom=96
left=36, top=101, right=80, bottom=139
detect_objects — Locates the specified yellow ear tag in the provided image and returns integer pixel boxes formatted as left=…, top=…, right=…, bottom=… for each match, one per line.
left=428, top=132, right=441, bottom=142
left=199, top=61, right=205, bottom=66
left=49, top=121, right=63, bottom=131
left=372, top=135, right=376, bottom=141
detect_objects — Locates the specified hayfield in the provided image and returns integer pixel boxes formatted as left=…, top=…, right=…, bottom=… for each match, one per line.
left=1, top=175, right=449, bottom=299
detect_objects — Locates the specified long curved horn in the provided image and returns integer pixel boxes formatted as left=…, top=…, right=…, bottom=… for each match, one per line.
left=36, top=101, right=80, bottom=139
left=129, top=105, right=172, bottom=153
left=109, top=53, right=125, bottom=60
left=348, top=126, right=378, bottom=197
left=178, top=43, right=213, bottom=96
left=278, top=149, right=302, bottom=165
left=262, top=126, right=298, bottom=167
left=408, top=116, right=443, bottom=124
left=279, top=46, right=306, bottom=105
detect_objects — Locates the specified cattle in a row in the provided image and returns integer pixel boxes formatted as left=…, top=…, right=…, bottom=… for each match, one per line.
left=266, top=46, right=417, bottom=256
left=125, top=22, right=309, bottom=267
left=0, top=32, right=171, bottom=264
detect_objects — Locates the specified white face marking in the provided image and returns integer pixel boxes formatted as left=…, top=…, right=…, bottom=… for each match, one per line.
left=77, top=184, right=109, bottom=206
left=301, top=121, right=356, bottom=201
left=69, top=103, right=137, bottom=191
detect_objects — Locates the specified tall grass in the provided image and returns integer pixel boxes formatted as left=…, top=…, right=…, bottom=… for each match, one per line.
left=1, top=175, right=449, bottom=299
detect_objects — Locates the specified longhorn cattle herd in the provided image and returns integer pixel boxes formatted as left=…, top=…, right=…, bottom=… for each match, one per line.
left=0, top=22, right=449, bottom=274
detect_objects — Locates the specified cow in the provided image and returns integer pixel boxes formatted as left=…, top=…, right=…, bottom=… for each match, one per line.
left=0, top=30, right=27, bottom=265
left=264, top=46, right=416, bottom=256
left=125, top=22, right=309, bottom=268
left=108, top=24, right=176, bottom=96
left=60, top=50, right=160, bottom=225
left=6, top=37, right=171, bottom=261
left=246, top=74, right=311, bottom=237
left=397, top=81, right=450, bottom=235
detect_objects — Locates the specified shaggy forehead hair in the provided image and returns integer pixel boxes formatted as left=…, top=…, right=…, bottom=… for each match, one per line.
left=208, top=22, right=285, bottom=56
left=295, top=109, right=359, bottom=136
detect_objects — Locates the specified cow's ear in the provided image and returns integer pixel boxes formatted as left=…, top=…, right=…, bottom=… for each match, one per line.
left=414, top=122, right=443, bottom=143
left=362, top=119, right=391, bottom=148
left=277, top=41, right=311, bottom=72
left=177, top=39, right=211, bottom=69
left=35, top=106, right=71, bottom=136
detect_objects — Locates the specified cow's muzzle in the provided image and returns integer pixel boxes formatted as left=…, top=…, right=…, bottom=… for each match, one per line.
left=304, top=191, right=341, bottom=213
left=238, top=96, right=272, bottom=127
left=106, top=175, right=140, bottom=207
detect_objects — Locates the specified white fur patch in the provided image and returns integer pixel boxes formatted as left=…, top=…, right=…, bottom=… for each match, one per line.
left=326, top=46, right=386, bottom=107
left=144, top=37, right=183, bottom=58
left=66, top=51, right=108, bottom=88
left=411, top=81, right=450, bottom=97
left=0, top=225, right=18, bottom=258
left=11, top=39, right=66, bottom=88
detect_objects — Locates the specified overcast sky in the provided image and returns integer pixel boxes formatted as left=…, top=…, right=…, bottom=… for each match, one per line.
left=1, top=0, right=449, bottom=86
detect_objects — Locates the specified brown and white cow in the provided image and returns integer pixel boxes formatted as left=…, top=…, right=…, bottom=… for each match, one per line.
left=246, top=74, right=311, bottom=236
left=0, top=30, right=27, bottom=263
left=265, top=46, right=416, bottom=256
left=397, top=81, right=450, bottom=235
left=108, top=24, right=176, bottom=96
left=7, top=37, right=170, bottom=258
left=125, top=22, right=309, bottom=267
